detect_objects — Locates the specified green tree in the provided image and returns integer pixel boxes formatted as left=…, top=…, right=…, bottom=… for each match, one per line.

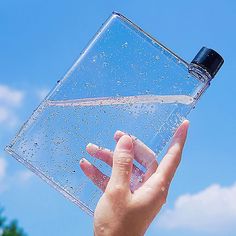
left=0, top=209, right=27, bottom=236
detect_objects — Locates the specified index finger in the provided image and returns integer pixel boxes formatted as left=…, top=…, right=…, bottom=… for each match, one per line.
left=157, top=120, right=189, bottom=181
left=139, top=120, right=189, bottom=198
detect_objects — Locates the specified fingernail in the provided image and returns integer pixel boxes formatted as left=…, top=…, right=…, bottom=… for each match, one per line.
left=114, top=130, right=125, bottom=140
left=116, top=130, right=123, bottom=133
left=183, top=120, right=190, bottom=128
left=174, top=121, right=189, bottom=140
left=86, top=143, right=93, bottom=148
left=86, top=143, right=98, bottom=155
left=117, top=135, right=133, bottom=151
left=80, top=158, right=85, bottom=164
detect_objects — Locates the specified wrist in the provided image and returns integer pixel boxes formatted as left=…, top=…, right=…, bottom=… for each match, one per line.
left=94, top=228, right=145, bottom=236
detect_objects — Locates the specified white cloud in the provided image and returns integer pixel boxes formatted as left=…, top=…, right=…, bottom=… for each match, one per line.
left=0, top=106, right=18, bottom=127
left=0, top=157, right=7, bottom=193
left=0, top=158, right=7, bottom=180
left=0, top=85, right=24, bottom=107
left=158, top=183, right=236, bottom=233
left=0, top=84, right=24, bottom=127
left=17, top=170, right=34, bottom=183
left=0, top=157, right=34, bottom=194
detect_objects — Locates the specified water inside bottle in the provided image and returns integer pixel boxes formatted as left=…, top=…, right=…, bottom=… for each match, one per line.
left=45, top=95, right=194, bottom=107
left=7, top=94, right=194, bottom=213
left=41, top=94, right=193, bottom=182
left=40, top=94, right=194, bottom=159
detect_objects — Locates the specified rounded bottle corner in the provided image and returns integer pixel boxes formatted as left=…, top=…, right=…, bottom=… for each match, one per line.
left=111, top=11, right=125, bottom=20
left=112, top=11, right=122, bottom=17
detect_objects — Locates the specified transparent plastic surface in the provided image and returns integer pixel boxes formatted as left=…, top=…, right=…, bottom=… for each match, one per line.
left=5, top=12, right=209, bottom=215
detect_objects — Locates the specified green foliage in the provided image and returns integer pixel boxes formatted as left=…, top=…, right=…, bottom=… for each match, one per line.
left=0, top=209, right=6, bottom=228
left=0, top=209, right=27, bottom=236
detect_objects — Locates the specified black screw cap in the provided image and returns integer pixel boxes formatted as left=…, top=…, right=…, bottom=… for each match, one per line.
left=191, top=47, right=224, bottom=78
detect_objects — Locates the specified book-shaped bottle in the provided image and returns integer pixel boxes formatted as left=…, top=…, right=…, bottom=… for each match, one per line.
left=5, top=12, right=224, bottom=215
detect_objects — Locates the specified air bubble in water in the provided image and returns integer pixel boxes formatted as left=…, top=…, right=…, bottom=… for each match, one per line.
left=100, top=52, right=105, bottom=57
left=103, top=62, right=109, bottom=67
left=122, top=42, right=128, bottom=48
left=92, top=56, right=97, bottom=63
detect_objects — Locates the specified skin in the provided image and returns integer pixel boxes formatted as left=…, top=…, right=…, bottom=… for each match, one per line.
left=80, top=120, right=189, bottom=236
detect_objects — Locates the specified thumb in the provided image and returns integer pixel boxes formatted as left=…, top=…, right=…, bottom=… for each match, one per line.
left=109, top=134, right=134, bottom=190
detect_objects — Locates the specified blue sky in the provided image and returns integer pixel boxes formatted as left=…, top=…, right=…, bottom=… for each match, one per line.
left=0, top=0, right=236, bottom=236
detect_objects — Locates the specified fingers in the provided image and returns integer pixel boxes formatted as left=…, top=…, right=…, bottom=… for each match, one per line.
left=79, top=158, right=109, bottom=192
left=140, top=120, right=189, bottom=201
left=108, top=135, right=134, bottom=190
left=114, top=131, right=157, bottom=169
left=157, top=120, right=189, bottom=181
left=84, top=131, right=158, bottom=192
left=86, top=142, right=144, bottom=178
left=86, top=143, right=113, bottom=166
left=114, top=131, right=158, bottom=188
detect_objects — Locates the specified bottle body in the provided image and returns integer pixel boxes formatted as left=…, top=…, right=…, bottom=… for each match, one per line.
left=5, top=13, right=216, bottom=215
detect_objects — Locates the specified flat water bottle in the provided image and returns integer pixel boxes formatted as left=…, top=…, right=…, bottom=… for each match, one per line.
left=5, top=12, right=224, bottom=215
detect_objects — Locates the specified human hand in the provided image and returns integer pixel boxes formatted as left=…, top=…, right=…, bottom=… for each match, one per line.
left=80, top=120, right=189, bottom=236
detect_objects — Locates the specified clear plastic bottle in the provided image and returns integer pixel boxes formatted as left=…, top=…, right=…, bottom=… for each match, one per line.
left=5, top=12, right=224, bottom=215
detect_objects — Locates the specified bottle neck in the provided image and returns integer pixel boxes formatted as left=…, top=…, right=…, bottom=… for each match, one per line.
left=188, top=63, right=212, bottom=84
